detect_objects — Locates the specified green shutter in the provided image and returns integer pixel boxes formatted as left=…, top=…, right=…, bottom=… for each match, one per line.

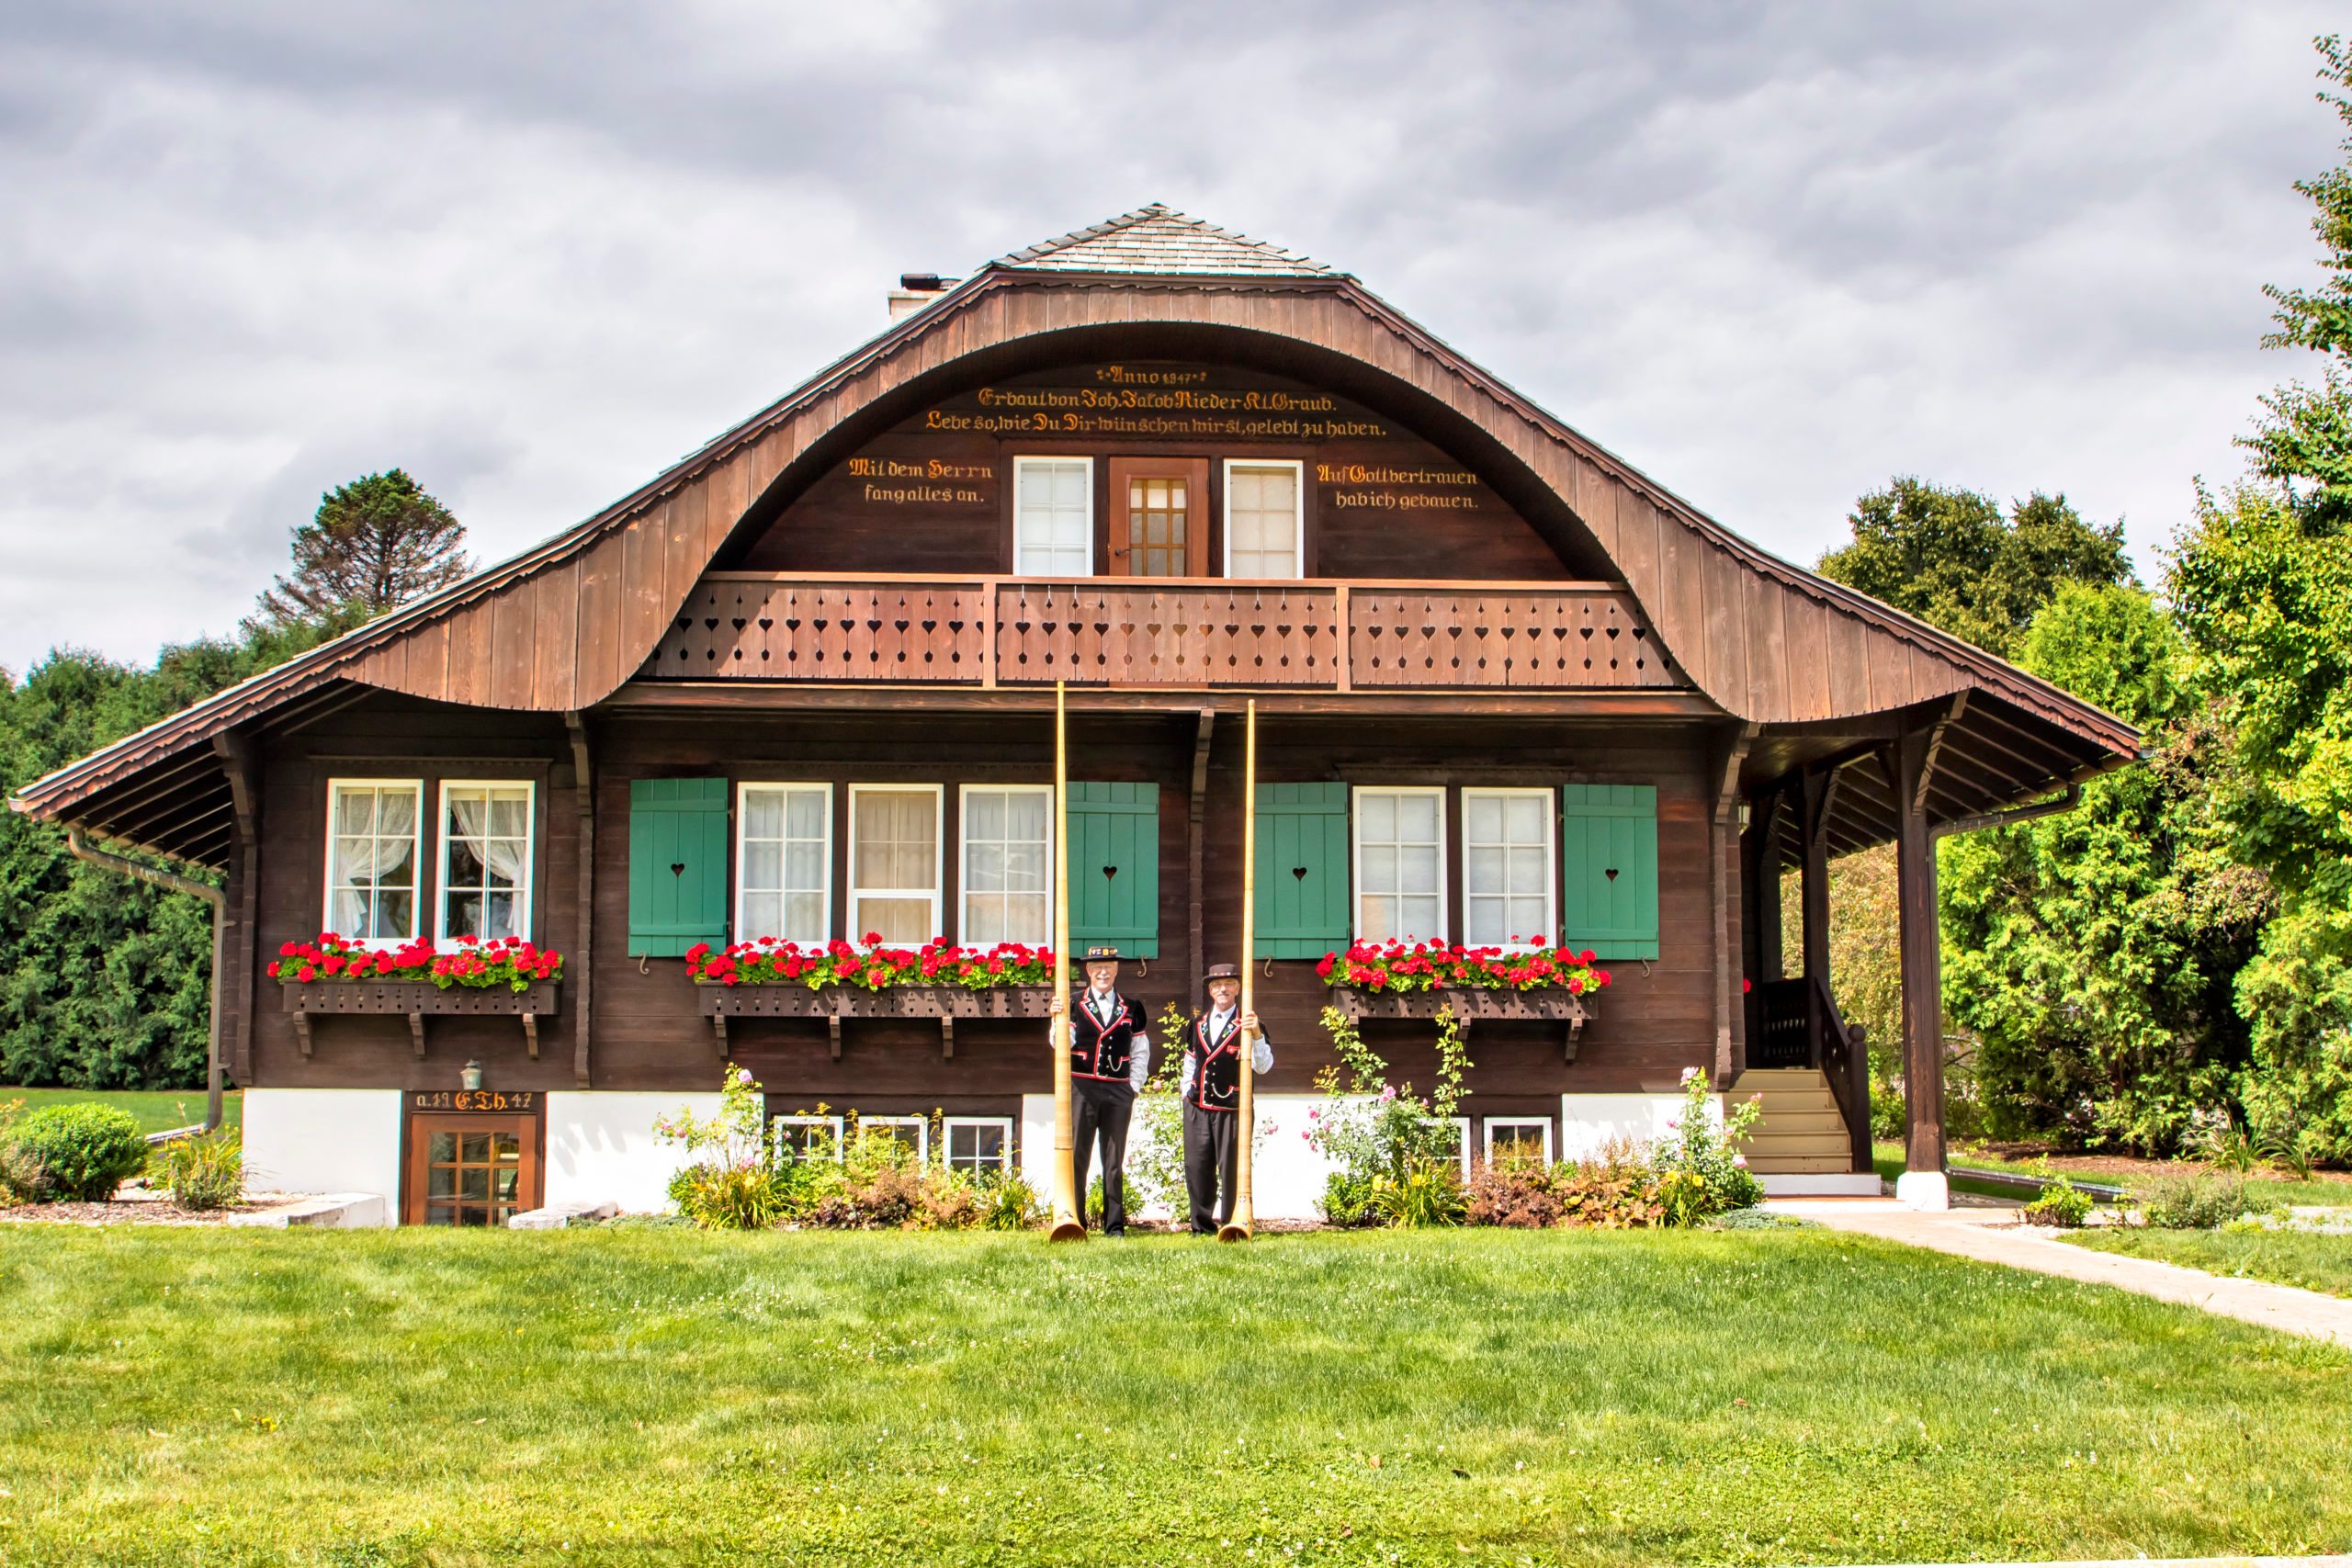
left=628, top=777, right=730, bottom=956
left=1069, top=783, right=1159, bottom=958
left=1560, top=784, right=1659, bottom=960
left=1254, top=782, right=1351, bottom=959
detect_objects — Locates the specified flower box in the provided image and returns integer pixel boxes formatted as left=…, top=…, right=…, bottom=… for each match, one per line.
left=281, top=981, right=562, bottom=1060
left=1331, top=985, right=1594, bottom=1061
left=698, top=983, right=1056, bottom=1060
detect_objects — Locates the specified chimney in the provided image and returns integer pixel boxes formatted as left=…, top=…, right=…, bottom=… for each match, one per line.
left=888, top=272, right=958, bottom=321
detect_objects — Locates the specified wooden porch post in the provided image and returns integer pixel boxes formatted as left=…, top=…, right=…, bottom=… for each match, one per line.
left=1711, top=724, right=1758, bottom=1087
left=1742, top=787, right=1783, bottom=986
left=1892, top=716, right=1952, bottom=1208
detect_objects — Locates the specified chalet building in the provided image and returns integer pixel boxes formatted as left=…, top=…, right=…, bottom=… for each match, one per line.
left=13, top=206, right=2138, bottom=1222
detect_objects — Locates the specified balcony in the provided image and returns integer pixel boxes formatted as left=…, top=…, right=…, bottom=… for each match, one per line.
left=647, top=573, right=1679, bottom=692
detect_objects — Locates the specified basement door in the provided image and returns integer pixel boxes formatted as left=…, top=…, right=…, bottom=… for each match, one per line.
left=403, top=1090, right=543, bottom=1226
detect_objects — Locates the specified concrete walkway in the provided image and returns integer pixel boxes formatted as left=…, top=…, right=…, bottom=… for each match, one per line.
left=1772, top=1198, right=2352, bottom=1350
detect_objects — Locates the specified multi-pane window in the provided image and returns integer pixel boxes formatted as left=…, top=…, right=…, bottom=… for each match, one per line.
left=1013, top=457, right=1091, bottom=575
left=1125, top=471, right=1192, bottom=576
left=944, top=1117, right=1013, bottom=1176
left=738, top=784, right=831, bottom=944
left=772, top=1115, right=845, bottom=1164
left=325, top=780, right=422, bottom=942
left=849, top=786, right=941, bottom=944
left=1463, top=788, right=1555, bottom=950
left=960, top=784, right=1051, bottom=947
left=857, top=1115, right=929, bottom=1165
left=1353, top=786, right=1445, bottom=942
left=1225, top=460, right=1303, bottom=578
left=438, top=782, right=534, bottom=944
left=1484, top=1118, right=1554, bottom=1168
left=417, top=1123, right=529, bottom=1226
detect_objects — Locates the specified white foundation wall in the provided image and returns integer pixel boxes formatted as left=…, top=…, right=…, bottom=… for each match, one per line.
left=1019, top=1092, right=1339, bottom=1222
left=544, top=1092, right=722, bottom=1214
left=241, top=1089, right=402, bottom=1222
left=1555, top=1092, right=1716, bottom=1165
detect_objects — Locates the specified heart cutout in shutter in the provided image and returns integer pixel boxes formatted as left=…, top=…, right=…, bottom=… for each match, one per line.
left=1102, top=865, right=1118, bottom=882
left=670, top=862, right=686, bottom=878
left=1292, top=866, right=1309, bottom=881
left=1604, top=867, right=1620, bottom=882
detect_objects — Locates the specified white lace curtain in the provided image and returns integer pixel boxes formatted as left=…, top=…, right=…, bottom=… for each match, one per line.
left=331, top=787, right=417, bottom=937
left=447, top=789, right=529, bottom=940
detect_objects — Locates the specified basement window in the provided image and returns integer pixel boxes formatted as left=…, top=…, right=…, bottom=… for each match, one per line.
left=857, top=1115, right=930, bottom=1165
left=1483, top=1117, right=1554, bottom=1168
left=944, top=1117, right=1014, bottom=1176
left=771, top=1114, right=844, bottom=1164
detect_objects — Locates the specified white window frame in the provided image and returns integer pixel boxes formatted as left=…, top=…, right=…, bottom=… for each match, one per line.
left=944, top=1116, right=1016, bottom=1176
left=1483, top=1116, right=1555, bottom=1166
left=1012, top=455, right=1094, bottom=576
left=1221, top=457, right=1306, bottom=580
left=846, top=784, right=944, bottom=945
left=434, top=779, right=536, bottom=950
left=1436, top=1115, right=1474, bottom=1180
left=1461, top=786, right=1558, bottom=953
left=735, top=782, right=833, bottom=945
left=1351, top=784, right=1449, bottom=944
left=956, top=783, right=1054, bottom=949
left=770, top=1114, right=845, bottom=1164
left=856, top=1114, right=930, bottom=1165
left=321, top=777, right=424, bottom=946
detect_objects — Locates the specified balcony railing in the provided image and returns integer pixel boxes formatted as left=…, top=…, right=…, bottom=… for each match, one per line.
left=647, top=573, right=1678, bottom=692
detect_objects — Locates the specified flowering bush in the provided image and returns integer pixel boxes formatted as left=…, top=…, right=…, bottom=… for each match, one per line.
left=1464, top=1140, right=1664, bottom=1228
left=1315, top=938, right=1611, bottom=995
left=685, top=934, right=1054, bottom=990
left=269, top=931, right=562, bottom=993
left=1306, top=1005, right=1472, bottom=1227
left=1647, top=1066, right=1764, bottom=1223
left=656, top=1063, right=782, bottom=1229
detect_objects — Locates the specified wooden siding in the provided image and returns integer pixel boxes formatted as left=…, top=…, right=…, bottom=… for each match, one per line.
left=243, top=698, right=1723, bottom=1104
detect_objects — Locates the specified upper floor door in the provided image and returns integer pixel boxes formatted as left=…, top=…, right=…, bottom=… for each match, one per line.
left=1107, top=457, right=1208, bottom=577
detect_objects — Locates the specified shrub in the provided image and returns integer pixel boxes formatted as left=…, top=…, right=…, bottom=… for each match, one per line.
left=1464, top=1163, right=1561, bottom=1228
left=153, top=1128, right=245, bottom=1211
left=668, top=1161, right=789, bottom=1231
left=1554, top=1153, right=1664, bottom=1228
left=978, top=1173, right=1041, bottom=1231
left=2139, top=1171, right=2269, bottom=1230
left=1320, top=1170, right=1380, bottom=1227
left=1647, top=1069, right=1765, bottom=1224
left=1369, top=1163, right=1465, bottom=1228
left=2022, top=1175, right=2092, bottom=1228
left=10, top=1103, right=147, bottom=1201
left=0, top=1141, right=48, bottom=1207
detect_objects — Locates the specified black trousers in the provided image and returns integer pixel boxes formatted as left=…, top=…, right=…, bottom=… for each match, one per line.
left=1182, top=1099, right=1240, bottom=1234
left=1070, top=1077, right=1135, bottom=1235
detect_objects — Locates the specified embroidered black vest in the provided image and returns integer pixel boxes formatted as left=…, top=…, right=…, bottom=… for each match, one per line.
left=1190, top=1011, right=1245, bottom=1111
left=1069, top=991, right=1138, bottom=1084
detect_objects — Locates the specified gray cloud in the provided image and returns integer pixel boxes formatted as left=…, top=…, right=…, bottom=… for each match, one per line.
left=0, top=0, right=2340, bottom=671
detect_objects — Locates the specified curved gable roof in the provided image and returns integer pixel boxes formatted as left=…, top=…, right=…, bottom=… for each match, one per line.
left=13, top=206, right=2137, bottom=864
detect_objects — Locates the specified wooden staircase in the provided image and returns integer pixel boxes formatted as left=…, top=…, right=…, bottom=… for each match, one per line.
left=1731, top=1068, right=1858, bottom=1175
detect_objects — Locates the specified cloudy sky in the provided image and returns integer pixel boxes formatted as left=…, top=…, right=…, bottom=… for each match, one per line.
left=1, top=1, right=2341, bottom=673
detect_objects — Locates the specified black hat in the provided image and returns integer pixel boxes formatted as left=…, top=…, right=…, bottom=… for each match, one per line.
left=1082, top=945, right=1123, bottom=964
left=1203, top=962, right=1241, bottom=982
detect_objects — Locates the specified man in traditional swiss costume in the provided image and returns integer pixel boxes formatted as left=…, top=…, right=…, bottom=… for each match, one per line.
left=1046, top=944, right=1148, bottom=1235
left=1181, top=962, right=1273, bottom=1235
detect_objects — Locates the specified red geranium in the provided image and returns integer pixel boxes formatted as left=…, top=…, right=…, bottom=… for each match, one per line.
left=1316, top=937, right=1610, bottom=996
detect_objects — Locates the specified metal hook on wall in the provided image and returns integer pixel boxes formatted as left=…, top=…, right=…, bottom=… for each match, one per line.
left=1263, top=955, right=1276, bottom=978
left=639, top=952, right=650, bottom=975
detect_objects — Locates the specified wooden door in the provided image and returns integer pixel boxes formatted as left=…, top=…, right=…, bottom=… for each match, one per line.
left=406, top=1114, right=540, bottom=1226
left=1106, top=457, right=1208, bottom=577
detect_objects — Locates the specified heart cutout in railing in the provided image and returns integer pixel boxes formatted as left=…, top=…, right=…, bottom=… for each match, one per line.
left=1604, top=867, right=1620, bottom=882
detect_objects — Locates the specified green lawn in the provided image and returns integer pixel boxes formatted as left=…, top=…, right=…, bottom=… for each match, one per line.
left=1, top=1086, right=240, bottom=1138
left=1871, top=1140, right=2335, bottom=1211
left=2, top=1229, right=2347, bottom=1565
left=2064, top=1226, right=2352, bottom=1300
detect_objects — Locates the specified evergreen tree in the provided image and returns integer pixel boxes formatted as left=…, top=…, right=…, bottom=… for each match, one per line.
left=252, top=468, right=470, bottom=628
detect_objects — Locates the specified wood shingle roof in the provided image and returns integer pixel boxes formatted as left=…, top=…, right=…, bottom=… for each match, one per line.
left=992, top=203, right=1340, bottom=277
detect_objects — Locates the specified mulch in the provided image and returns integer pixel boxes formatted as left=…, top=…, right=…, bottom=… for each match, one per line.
left=1962, top=1142, right=2352, bottom=1187
left=0, top=1184, right=308, bottom=1227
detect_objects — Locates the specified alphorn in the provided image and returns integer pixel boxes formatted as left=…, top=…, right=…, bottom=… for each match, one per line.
left=1046, top=682, right=1085, bottom=1241
left=1218, top=698, right=1259, bottom=1243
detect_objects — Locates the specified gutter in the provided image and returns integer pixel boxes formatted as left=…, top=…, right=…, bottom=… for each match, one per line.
left=1931, top=782, right=2083, bottom=840
left=64, top=829, right=226, bottom=1134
